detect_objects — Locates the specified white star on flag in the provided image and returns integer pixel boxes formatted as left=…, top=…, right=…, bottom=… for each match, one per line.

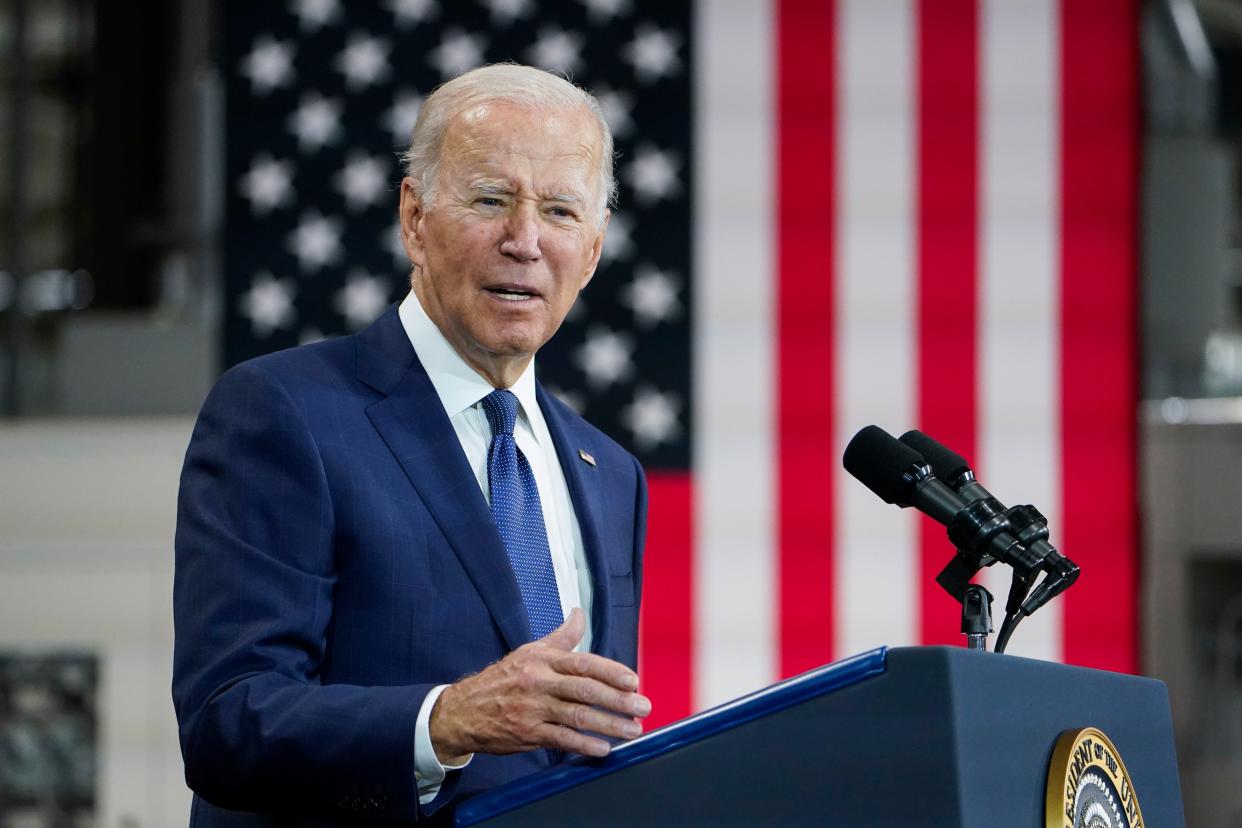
left=335, top=33, right=391, bottom=90
left=241, top=37, right=295, bottom=95
left=623, top=24, right=681, bottom=83
left=600, top=212, right=634, bottom=263
left=335, top=151, right=390, bottom=211
left=335, top=271, right=392, bottom=329
left=239, top=272, right=296, bottom=336
left=484, top=0, right=532, bottom=26
left=384, top=90, right=424, bottom=145
left=580, top=0, right=631, bottom=24
left=626, top=145, right=680, bottom=205
left=595, top=86, right=634, bottom=138
left=239, top=155, right=294, bottom=215
left=291, top=0, right=341, bottom=31
left=287, top=212, right=343, bottom=272
left=288, top=93, right=343, bottom=153
left=429, top=29, right=487, bottom=80
left=575, top=327, right=634, bottom=389
left=386, top=0, right=437, bottom=27
left=621, top=386, right=681, bottom=450
left=623, top=264, right=680, bottom=327
left=527, top=26, right=583, bottom=76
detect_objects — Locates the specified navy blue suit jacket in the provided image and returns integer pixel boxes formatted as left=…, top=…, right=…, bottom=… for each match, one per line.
left=172, top=306, right=646, bottom=825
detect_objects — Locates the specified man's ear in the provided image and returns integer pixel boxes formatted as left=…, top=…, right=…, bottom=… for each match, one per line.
left=399, top=177, right=427, bottom=267
left=580, top=208, right=610, bottom=291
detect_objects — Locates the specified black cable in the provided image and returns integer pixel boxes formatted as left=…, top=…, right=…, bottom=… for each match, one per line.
left=994, top=610, right=1024, bottom=654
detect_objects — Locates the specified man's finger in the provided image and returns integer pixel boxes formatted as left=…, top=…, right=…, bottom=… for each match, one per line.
left=552, top=675, right=651, bottom=719
left=551, top=700, right=644, bottom=740
left=531, top=722, right=611, bottom=758
left=551, top=649, right=640, bottom=692
left=539, top=606, right=586, bottom=651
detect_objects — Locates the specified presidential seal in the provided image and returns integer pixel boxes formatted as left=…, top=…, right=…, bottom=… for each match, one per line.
left=1046, top=727, right=1145, bottom=828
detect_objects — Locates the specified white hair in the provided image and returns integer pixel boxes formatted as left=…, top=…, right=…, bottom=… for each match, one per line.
left=400, top=63, right=617, bottom=226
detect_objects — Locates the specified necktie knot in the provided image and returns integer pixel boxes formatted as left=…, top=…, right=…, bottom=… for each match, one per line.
left=482, top=388, right=519, bottom=437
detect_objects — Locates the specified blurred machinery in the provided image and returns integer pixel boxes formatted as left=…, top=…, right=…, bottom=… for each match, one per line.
left=1144, top=401, right=1242, bottom=828
left=1144, top=2, right=1242, bottom=826
left=0, top=0, right=219, bottom=418
left=0, top=654, right=98, bottom=825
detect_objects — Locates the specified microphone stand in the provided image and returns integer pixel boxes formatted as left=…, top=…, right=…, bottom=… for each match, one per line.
left=961, top=584, right=994, bottom=651
left=936, top=502, right=1082, bottom=653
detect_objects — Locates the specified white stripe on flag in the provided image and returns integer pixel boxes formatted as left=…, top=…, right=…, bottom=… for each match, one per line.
left=693, top=0, right=777, bottom=708
left=835, top=0, right=918, bottom=655
left=979, top=0, right=1063, bottom=662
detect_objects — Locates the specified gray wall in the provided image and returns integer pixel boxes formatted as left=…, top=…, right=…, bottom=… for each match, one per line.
left=0, top=419, right=195, bottom=825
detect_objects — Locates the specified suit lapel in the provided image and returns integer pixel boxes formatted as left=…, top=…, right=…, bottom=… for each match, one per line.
left=537, top=384, right=614, bottom=658
left=357, top=308, right=532, bottom=652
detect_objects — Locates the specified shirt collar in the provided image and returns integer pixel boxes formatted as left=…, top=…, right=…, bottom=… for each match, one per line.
left=398, top=290, right=542, bottom=439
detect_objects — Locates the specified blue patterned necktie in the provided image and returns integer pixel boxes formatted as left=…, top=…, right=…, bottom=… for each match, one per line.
left=481, top=389, right=564, bottom=639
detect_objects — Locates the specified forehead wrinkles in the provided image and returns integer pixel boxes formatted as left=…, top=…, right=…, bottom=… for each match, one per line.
left=442, top=103, right=601, bottom=197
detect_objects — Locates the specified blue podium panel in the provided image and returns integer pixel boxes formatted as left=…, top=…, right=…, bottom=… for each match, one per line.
left=454, top=647, right=1184, bottom=827
left=455, top=646, right=888, bottom=826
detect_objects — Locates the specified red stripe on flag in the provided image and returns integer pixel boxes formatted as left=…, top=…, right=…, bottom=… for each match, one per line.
left=637, top=472, right=693, bottom=727
left=776, top=0, right=837, bottom=676
left=915, top=0, right=980, bottom=646
left=1059, top=0, right=1140, bottom=672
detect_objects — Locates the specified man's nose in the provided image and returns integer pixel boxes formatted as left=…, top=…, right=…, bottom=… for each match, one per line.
left=499, top=205, right=541, bottom=261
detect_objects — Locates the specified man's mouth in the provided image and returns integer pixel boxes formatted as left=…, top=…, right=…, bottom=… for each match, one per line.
left=485, top=285, right=541, bottom=302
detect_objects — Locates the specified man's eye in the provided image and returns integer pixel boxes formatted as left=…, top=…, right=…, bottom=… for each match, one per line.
left=547, top=206, right=576, bottom=219
left=477, top=197, right=504, bottom=208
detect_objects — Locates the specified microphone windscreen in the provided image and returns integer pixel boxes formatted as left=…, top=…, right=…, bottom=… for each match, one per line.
left=842, top=425, right=926, bottom=505
left=899, top=430, right=971, bottom=482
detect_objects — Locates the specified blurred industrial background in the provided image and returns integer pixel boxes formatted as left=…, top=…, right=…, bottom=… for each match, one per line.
left=1, top=0, right=1241, bottom=825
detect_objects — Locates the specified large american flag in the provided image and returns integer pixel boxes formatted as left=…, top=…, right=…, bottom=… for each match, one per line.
left=222, top=0, right=1138, bottom=729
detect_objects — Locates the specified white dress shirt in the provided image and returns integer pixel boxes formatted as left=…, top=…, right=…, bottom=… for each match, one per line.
left=398, top=290, right=594, bottom=804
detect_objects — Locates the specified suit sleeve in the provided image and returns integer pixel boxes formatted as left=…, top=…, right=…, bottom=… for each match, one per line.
left=172, top=361, right=450, bottom=820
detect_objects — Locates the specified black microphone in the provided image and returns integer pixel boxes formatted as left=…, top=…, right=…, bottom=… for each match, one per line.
left=898, top=429, right=1080, bottom=616
left=842, top=426, right=1036, bottom=594
left=842, top=425, right=961, bottom=521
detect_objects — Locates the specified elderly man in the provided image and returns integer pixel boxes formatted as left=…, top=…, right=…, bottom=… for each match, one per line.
left=172, top=63, right=650, bottom=825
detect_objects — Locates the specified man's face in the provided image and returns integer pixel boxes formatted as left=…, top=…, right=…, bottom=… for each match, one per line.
left=400, top=101, right=608, bottom=384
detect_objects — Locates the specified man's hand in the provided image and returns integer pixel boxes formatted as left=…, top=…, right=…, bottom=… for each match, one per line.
left=429, top=608, right=651, bottom=764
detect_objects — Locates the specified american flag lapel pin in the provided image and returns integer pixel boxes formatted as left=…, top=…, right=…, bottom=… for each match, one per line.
left=578, top=449, right=597, bottom=467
